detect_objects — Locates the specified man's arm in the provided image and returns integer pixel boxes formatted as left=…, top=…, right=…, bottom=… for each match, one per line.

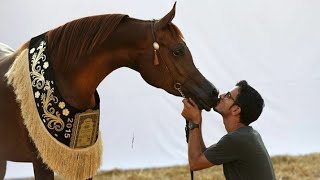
left=199, top=125, right=207, bottom=152
left=182, top=98, right=215, bottom=171
left=188, top=127, right=214, bottom=171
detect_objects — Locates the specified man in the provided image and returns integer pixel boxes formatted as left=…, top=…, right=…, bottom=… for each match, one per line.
left=181, top=80, right=275, bottom=180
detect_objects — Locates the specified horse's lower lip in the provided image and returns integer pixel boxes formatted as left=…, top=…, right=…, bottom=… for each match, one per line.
left=196, top=99, right=211, bottom=111
left=203, top=104, right=211, bottom=111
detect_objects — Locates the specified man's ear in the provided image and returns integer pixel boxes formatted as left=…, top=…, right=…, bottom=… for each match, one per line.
left=231, top=106, right=241, bottom=116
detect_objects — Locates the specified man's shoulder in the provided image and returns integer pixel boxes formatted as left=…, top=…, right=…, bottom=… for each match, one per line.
left=228, top=126, right=256, bottom=137
left=226, top=126, right=262, bottom=143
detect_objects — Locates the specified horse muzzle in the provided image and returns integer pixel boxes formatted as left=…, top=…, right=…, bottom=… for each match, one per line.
left=177, top=79, right=219, bottom=111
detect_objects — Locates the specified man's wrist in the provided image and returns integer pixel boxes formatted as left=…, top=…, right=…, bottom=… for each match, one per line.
left=188, top=121, right=200, bottom=130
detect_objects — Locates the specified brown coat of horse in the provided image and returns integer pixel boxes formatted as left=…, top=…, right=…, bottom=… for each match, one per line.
left=0, top=3, right=219, bottom=179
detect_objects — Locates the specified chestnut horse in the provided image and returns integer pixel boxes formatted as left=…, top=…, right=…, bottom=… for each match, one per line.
left=0, top=3, right=219, bottom=180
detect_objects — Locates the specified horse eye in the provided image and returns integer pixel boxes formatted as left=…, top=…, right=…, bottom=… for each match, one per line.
left=172, top=47, right=185, bottom=57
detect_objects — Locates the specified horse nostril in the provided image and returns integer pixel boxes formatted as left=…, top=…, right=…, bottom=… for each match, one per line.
left=212, top=88, right=219, bottom=97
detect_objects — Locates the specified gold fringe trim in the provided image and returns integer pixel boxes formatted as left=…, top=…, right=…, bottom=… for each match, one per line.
left=5, top=49, right=102, bottom=180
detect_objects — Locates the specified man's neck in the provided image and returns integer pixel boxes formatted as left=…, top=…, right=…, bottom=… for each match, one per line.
left=223, top=117, right=246, bottom=133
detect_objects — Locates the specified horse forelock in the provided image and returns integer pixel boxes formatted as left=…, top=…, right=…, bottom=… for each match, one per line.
left=46, top=14, right=128, bottom=71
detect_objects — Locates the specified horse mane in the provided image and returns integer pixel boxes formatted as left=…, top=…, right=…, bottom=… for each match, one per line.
left=46, top=14, right=128, bottom=71
left=168, top=23, right=184, bottom=40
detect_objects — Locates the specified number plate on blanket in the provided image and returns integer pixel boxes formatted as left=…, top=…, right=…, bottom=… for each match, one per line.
left=70, top=110, right=100, bottom=148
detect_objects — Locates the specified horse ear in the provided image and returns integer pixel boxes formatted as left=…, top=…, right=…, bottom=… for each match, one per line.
left=154, top=2, right=176, bottom=30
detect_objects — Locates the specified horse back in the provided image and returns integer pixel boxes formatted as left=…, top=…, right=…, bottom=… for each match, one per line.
left=0, top=43, right=14, bottom=60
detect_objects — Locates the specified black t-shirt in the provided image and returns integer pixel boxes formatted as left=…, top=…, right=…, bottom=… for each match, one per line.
left=204, top=126, right=276, bottom=180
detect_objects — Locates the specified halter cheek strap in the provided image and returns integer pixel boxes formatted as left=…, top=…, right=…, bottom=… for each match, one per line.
left=150, top=20, right=177, bottom=86
left=151, top=21, right=160, bottom=65
left=150, top=20, right=192, bottom=97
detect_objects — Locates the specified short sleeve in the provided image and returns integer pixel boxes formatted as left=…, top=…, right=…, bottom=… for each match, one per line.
left=204, top=134, right=240, bottom=165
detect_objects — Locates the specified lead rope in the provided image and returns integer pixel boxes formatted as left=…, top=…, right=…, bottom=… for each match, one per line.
left=174, top=83, right=194, bottom=180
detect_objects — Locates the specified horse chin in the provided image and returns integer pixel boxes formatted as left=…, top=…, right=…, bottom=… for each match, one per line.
left=192, top=98, right=212, bottom=112
left=163, top=89, right=213, bottom=111
left=187, top=93, right=219, bottom=112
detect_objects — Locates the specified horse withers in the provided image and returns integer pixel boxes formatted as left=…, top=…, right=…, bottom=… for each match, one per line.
left=0, top=3, right=219, bottom=180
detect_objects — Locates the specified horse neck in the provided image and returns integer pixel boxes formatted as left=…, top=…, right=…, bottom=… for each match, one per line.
left=53, top=18, right=151, bottom=110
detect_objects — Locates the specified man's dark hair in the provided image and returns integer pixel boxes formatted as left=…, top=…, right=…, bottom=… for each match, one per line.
left=234, top=80, right=264, bottom=125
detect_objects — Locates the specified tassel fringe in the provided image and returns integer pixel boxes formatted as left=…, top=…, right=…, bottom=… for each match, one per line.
left=153, top=50, right=159, bottom=65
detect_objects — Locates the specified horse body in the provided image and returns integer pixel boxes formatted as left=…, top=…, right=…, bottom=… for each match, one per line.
left=0, top=49, right=49, bottom=178
left=0, top=3, right=219, bottom=179
left=0, top=17, right=156, bottom=179
left=0, top=51, right=32, bottom=157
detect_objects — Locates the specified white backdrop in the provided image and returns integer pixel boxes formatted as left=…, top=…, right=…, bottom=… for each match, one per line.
left=1, top=0, right=320, bottom=179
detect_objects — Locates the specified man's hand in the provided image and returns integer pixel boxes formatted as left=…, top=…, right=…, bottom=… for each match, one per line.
left=181, top=98, right=202, bottom=124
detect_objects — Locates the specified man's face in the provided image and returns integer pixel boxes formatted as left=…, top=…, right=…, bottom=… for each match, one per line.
left=214, top=86, right=240, bottom=116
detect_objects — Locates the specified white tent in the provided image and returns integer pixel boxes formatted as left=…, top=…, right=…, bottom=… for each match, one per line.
left=1, top=0, right=319, bottom=178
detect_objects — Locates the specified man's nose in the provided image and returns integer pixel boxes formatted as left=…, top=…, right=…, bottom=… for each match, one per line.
left=219, top=93, right=226, bottom=99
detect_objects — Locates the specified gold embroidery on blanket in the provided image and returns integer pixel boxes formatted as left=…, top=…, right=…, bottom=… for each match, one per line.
left=41, top=80, right=65, bottom=132
left=30, top=41, right=46, bottom=89
left=29, top=40, right=65, bottom=132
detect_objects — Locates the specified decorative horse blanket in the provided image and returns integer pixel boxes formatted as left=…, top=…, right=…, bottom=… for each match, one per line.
left=29, top=33, right=100, bottom=147
left=5, top=33, right=102, bottom=180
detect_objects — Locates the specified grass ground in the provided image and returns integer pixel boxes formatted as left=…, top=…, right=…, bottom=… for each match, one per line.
left=11, top=153, right=320, bottom=180
left=93, top=153, right=320, bottom=180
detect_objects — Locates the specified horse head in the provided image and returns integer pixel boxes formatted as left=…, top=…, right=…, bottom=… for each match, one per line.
left=133, top=3, right=219, bottom=111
